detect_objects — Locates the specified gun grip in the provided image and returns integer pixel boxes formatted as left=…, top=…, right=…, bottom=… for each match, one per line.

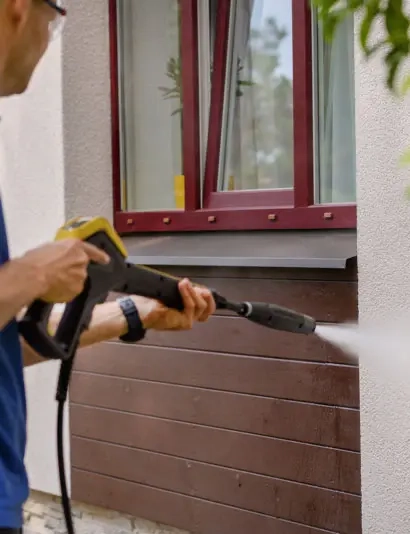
left=18, top=300, right=66, bottom=360
left=19, top=278, right=108, bottom=362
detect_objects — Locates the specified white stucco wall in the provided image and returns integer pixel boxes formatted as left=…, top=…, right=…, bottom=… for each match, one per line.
left=356, top=12, right=410, bottom=534
left=0, top=39, right=69, bottom=496
left=62, top=0, right=113, bottom=222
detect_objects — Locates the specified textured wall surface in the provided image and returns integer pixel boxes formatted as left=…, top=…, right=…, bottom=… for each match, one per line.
left=62, top=0, right=113, bottom=221
left=355, top=7, right=410, bottom=534
left=0, top=41, right=64, bottom=257
left=0, top=38, right=70, bottom=496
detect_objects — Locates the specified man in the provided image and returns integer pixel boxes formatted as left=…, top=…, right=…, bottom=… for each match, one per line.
left=0, top=1, right=216, bottom=532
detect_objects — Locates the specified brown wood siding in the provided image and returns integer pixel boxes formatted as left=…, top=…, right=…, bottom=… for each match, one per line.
left=70, top=265, right=360, bottom=534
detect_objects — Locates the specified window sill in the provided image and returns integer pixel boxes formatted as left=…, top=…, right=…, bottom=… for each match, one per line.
left=123, top=229, right=357, bottom=269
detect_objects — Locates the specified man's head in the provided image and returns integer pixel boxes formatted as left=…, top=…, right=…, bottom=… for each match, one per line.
left=0, top=0, right=66, bottom=96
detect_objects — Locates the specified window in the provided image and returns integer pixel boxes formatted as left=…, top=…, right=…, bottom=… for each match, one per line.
left=110, top=0, right=356, bottom=233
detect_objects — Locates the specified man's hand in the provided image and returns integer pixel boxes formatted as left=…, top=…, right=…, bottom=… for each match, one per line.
left=18, top=238, right=110, bottom=303
left=0, top=238, right=109, bottom=333
left=131, top=278, right=216, bottom=331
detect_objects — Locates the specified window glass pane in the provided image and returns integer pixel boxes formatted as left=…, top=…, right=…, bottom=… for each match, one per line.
left=117, top=0, right=183, bottom=211
left=218, top=0, right=294, bottom=192
left=313, top=13, right=356, bottom=204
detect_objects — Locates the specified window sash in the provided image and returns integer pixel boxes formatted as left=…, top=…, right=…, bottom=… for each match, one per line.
left=203, top=0, right=312, bottom=210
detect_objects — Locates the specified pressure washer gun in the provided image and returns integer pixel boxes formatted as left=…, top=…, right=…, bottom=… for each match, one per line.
left=17, top=216, right=316, bottom=534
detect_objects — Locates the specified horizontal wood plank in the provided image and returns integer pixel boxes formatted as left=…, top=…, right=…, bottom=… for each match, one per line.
left=72, top=438, right=360, bottom=534
left=75, top=344, right=360, bottom=408
left=71, top=373, right=359, bottom=450
left=137, top=316, right=351, bottom=364
left=72, top=469, right=345, bottom=534
left=70, top=405, right=360, bottom=493
left=188, top=278, right=357, bottom=323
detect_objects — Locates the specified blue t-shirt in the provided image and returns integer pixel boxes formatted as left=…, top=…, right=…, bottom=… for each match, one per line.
left=0, top=199, right=28, bottom=528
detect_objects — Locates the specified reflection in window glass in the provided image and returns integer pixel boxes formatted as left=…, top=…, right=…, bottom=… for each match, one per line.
left=117, top=0, right=183, bottom=211
left=198, top=0, right=218, bottom=182
left=313, top=13, right=356, bottom=204
left=218, top=0, right=294, bottom=192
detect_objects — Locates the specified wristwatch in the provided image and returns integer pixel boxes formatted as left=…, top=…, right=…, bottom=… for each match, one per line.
left=117, top=296, right=146, bottom=343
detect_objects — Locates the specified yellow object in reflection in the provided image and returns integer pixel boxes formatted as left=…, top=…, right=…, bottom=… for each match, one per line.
left=174, top=174, right=185, bottom=209
left=122, top=179, right=128, bottom=211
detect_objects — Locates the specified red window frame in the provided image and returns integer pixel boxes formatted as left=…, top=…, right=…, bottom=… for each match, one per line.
left=109, top=0, right=356, bottom=234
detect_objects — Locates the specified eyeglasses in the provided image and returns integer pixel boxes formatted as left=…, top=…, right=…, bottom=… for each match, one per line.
left=43, top=0, right=67, bottom=40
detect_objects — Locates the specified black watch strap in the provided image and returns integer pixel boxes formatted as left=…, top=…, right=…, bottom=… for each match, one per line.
left=117, top=296, right=146, bottom=343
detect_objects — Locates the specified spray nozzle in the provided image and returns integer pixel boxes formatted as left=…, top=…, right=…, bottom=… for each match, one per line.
left=238, top=301, right=316, bottom=334
left=211, top=292, right=316, bottom=335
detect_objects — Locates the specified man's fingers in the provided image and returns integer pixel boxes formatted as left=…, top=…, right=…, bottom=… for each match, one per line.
left=134, top=280, right=216, bottom=333
left=81, top=242, right=110, bottom=264
left=197, top=288, right=216, bottom=321
left=135, top=279, right=216, bottom=332
left=191, top=287, right=208, bottom=320
left=179, top=279, right=195, bottom=323
left=179, top=280, right=214, bottom=323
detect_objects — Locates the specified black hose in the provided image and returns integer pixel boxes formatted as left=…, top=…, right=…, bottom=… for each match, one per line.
left=57, top=398, right=74, bottom=534
left=56, top=356, right=77, bottom=534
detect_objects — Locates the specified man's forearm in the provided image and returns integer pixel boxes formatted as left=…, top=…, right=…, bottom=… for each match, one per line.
left=22, top=301, right=129, bottom=367
left=0, top=258, right=46, bottom=331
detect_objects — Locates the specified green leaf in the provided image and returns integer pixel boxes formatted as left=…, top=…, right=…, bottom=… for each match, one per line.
left=384, top=0, right=410, bottom=89
left=348, top=0, right=364, bottom=8
left=385, top=0, right=408, bottom=43
left=399, top=73, right=410, bottom=95
left=312, top=0, right=353, bottom=41
left=386, top=48, right=404, bottom=89
left=312, top=0, right=410, bottom=91
left=399, top=147, right=410, bottom=166
left=360, top=0, right=380, bottom=55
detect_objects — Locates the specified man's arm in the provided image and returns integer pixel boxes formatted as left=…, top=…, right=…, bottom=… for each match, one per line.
left=0, top=259, right=47, bottom=331
left=21, top=278, right=215, bottom=367
left=21, top=300, right=128, bottom=367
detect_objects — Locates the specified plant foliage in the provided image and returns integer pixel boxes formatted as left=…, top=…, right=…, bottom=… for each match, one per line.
left=311, top=0, right=410, bottom=92
left=158, top=57, right=183, bottom=116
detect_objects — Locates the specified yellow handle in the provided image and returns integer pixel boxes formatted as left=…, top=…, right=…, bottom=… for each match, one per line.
left=54, top=216, right=128, bottom=258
